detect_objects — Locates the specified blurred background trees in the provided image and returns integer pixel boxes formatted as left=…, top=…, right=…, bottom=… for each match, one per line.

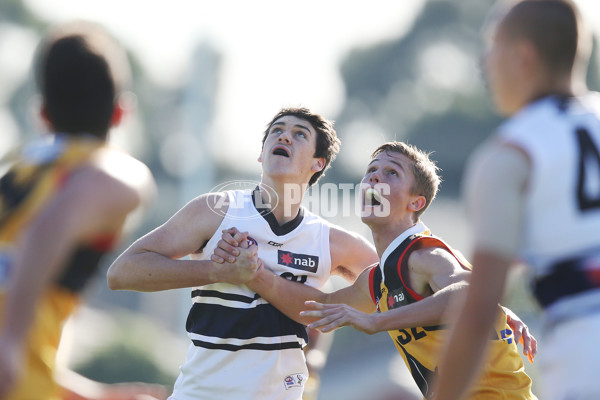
left=2, top=0, right=599, bottom=397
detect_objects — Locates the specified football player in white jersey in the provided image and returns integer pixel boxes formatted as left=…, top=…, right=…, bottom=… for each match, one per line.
left=107, top=107, right=379, bottom=400
left=434, top=1, right=600, bottom=399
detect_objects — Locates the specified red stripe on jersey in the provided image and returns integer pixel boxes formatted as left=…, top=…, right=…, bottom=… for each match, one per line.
left=89, top=233, right=117, bottom=251
left=369, top=265, right=378, bottom=305
left=396, top=238, right=425, bottom=301
left=396, top=235, right=472, bottom=303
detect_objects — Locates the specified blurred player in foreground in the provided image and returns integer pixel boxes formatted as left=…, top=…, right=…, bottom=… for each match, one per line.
left=0, top=21, right=162, bottom=400
left=434, top=0, right=600, bottom=399
left=215, top=141, right=537, bottom=399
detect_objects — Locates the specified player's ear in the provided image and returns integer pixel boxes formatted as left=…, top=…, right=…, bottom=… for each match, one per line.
left=110, top=101, right=125, bottom=127
left=311, top=157, right=325, bottom=173
left=258, top=150, right=263, bottom=163
left=110, top=104, right=125, bottom=126
left=408, top=195, right=426, bottom=213
left=110, top=92, right=136, bottom=128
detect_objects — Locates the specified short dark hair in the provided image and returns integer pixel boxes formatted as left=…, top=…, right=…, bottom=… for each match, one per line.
left=35, top=21, right=131, bottom=139
left=262, top=107, right=341, bottom=187
left=371, top=141, right=441, bottom=221
left=501, top=0, right=590, bottom=77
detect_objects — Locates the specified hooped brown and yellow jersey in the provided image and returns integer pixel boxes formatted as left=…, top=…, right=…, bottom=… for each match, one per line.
left=369, top=228, right=536, bottom=400
left=0, top=135, right=118, bottom=400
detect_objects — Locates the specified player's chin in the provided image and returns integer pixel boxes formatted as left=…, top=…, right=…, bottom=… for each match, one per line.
left=360, top=206, right=386, bottom=222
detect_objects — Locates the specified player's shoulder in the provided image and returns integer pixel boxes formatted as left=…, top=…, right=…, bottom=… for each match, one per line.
left=328, top=223, right=367, bottom=244
left=329, top=224, right=377, bottom=260
left=407, top=233, right=458, bottom=262
left=500, top=97, right=562, bottom=135
left=501, top=94, right=600, bottom=139
left=168, top=191, right=230, bottom=233
left=86, top=148, right=154, bottom=201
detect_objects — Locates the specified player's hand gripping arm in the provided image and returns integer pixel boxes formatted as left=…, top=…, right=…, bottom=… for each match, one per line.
left=211, top=226, right=379, bottom=325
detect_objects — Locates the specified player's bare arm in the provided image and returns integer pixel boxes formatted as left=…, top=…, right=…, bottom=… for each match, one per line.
left=304, top=246, right=468, bottom=334
left=434, top=250, right=512, bottom=400
left=328, top=225, right=379, bottom=283
left=210, top=226, right=378, bottom=325
left=304, top=245, right=536, bottom=356
left=107, top=193, right=261, bottom=292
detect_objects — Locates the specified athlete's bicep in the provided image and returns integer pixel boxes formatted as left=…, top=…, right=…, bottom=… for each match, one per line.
left=409, top=248, right=469, bottom=294
left=329, top=226, right=378, bottom=283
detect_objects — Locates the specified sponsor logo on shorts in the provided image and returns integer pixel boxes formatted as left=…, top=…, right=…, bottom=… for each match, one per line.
left=283, top=373, right=306, bottom=390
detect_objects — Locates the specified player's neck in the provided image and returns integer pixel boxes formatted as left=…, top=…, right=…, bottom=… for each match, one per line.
left=256, top=180, right=305, bottom=225
left=368, top=219, right=416, bottom=258
left=522, top=74, right=577, bottom=110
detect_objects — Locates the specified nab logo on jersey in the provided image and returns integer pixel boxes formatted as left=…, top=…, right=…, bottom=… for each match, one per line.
left=277, top=250, right=318, bottom=273
left=387, top=288, right=406, bottom=309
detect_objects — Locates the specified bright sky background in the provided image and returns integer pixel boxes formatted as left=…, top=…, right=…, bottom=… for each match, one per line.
left=14, top=0, right=428, bottom=171
left=2, top=0, right=600, bottom=170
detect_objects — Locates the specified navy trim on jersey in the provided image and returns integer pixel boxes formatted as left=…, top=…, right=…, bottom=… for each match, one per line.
left=186, top=302, right=308, bottom=342
left=252, top=187, right=304, bottom=236
left=191, top=289, right=260, bottom=303
left=534, top=255, right=600, bottom=307
left=191, top=339, right=302, bottom=352
left=56, top=245, right=106, bottom=293
left=397, top=344, right=436, bottom=398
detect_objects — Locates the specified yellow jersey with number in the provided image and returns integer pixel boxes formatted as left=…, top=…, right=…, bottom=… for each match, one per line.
left=0, top=135, right=118, bottom=400
left=369, top=229, right=536, bottom=400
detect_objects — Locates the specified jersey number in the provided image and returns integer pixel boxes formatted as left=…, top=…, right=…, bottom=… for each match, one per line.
left=280, top=272, right=307, bottom=284
left=396, top=327, right=428, bottom=345
left=575, top=127, right=600, bottom=211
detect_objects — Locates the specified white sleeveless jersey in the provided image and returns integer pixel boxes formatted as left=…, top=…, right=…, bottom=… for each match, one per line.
left=497, top=94, right=600, bottom=309
left=170, top=189, right=332, bottom=400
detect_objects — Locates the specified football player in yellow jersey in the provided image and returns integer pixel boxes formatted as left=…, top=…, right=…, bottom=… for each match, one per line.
left=0, top=22, right=160, bottom=399
left=213, top=141, right=538, bottom=399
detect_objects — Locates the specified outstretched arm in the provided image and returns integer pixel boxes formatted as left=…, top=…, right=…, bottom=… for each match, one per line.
left=302, top=245, right=471, bottom=335
left=302, top=281, right=468, bottom=335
